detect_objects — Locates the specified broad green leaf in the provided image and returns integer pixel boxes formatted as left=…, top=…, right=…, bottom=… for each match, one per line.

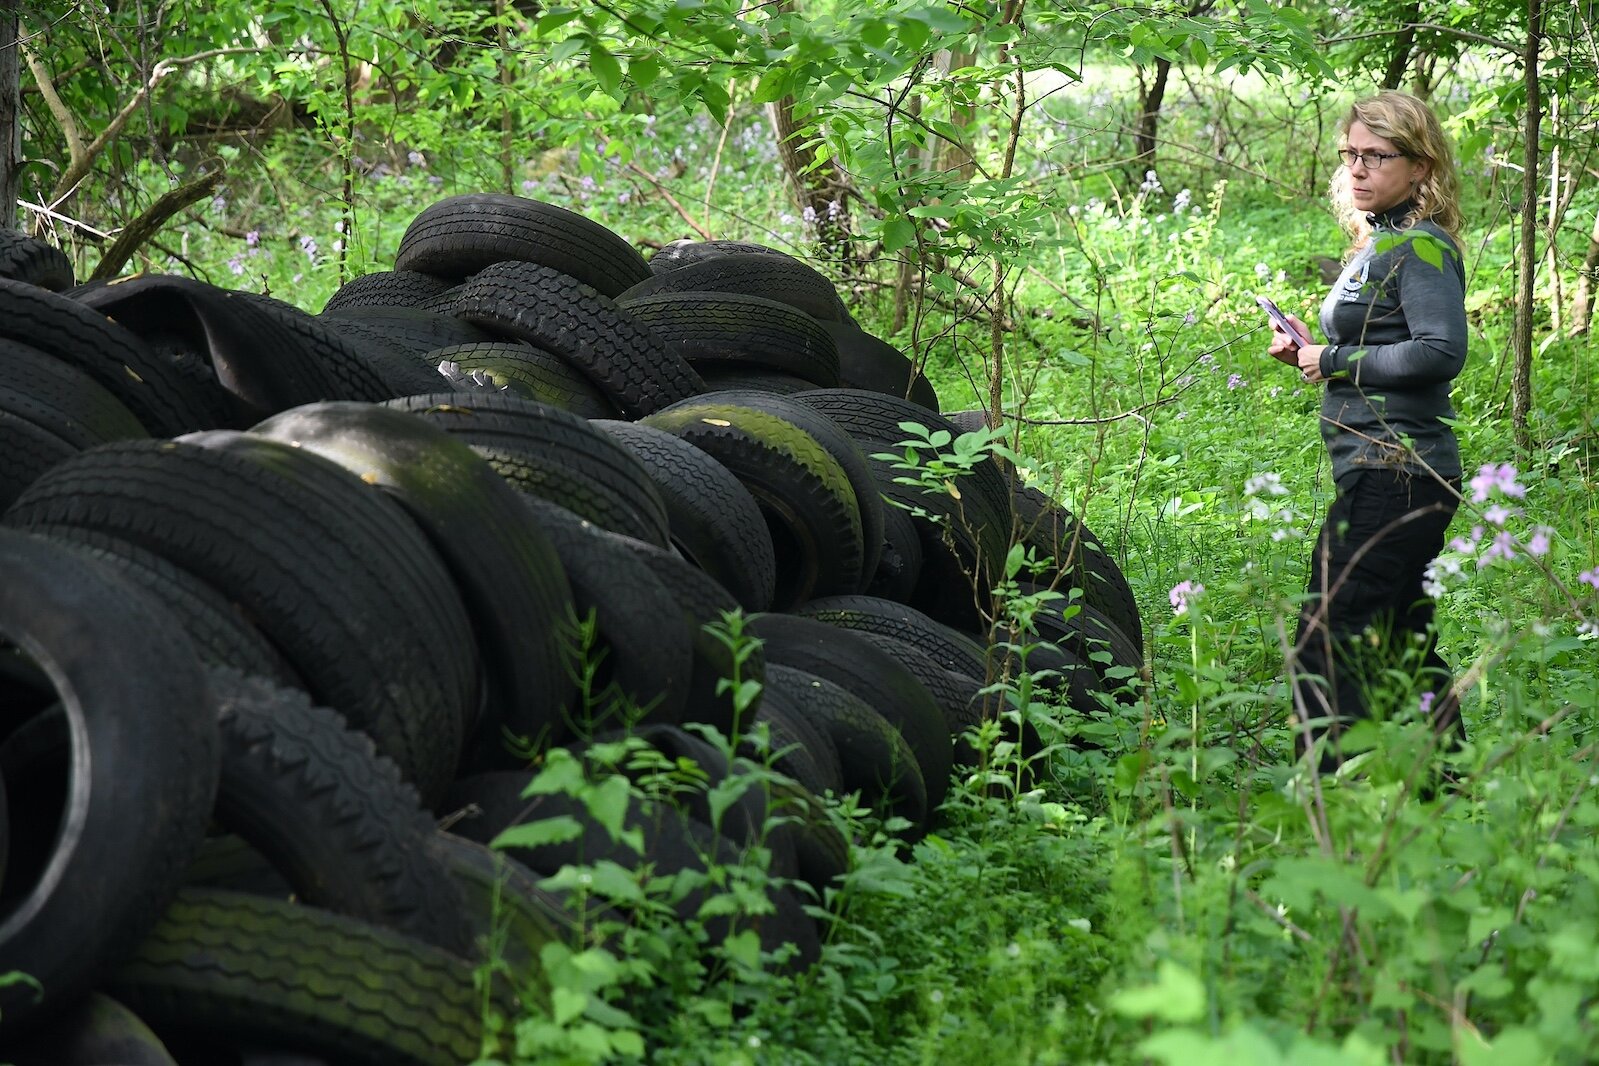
left=628, top=55, right=660, bottom=89
left=589, top=43, right=623, bottom=102
left=586, top=774, right=633, bottom=845
left=491, top=814, right=582, bottom=851
left=551, top=986, right=587, bottom=1026
left=882, top=217, right=916, bottom=253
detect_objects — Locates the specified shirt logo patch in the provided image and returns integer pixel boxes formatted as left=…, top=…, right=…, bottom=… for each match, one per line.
left=1337, top=261, right=1369, bottom=302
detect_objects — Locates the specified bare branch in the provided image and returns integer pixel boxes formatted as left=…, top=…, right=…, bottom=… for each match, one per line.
left=34, top=46, right=264, bottom=204
left=625, top=161, right=713, bottom=240
left=21, top=45, right=86, bottom=179
left=91, top=163, right=224, bottom=280
left=1321, top=23, right=1519, bottom=54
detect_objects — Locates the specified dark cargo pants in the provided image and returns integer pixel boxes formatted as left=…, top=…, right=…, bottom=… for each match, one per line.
left=1291, top=468, right=1462, bottom=766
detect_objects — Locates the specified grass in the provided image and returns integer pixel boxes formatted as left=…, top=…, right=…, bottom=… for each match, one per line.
left=84, top=69, right=1599, bottom=1064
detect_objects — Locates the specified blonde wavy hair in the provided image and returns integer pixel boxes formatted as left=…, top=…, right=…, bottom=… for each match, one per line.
left=1329, top=90, right=1463, bottom=254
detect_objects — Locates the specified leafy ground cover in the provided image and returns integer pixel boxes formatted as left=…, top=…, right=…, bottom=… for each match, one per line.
left=122, top=72, right=1599, bottom=1064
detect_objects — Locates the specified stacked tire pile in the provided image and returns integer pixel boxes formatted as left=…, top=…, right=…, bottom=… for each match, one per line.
left=0, top=203, right=1143, bottom=1065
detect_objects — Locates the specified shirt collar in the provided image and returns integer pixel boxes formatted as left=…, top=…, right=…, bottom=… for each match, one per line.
left=1365, top=200, right=1416, bottom=230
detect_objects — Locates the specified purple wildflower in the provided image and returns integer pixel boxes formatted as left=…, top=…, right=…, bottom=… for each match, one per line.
left=1169, top=580, right=1204, bottom=615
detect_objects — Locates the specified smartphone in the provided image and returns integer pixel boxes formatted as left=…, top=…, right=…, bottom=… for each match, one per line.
left=1256, top=295, right=1312, bottom=348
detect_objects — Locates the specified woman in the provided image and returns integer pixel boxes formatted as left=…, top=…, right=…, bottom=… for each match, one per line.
left=1266, top=90, right=1467, bottom=769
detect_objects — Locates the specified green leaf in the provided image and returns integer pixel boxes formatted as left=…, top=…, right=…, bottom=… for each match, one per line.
left=491, top=814, right=583, bottom=851
left=628, top=55, right=659, bottom=89
left=896, top=16, right=931, bottom=53
left=589, top=43, right=623, bottom=102
left=882, top=217, right=916, bottom=254
left=1108, top=960, right=1206, bottom=1023
left=551, top=986, right=588, bottom=1026
left=586, top=773, right=633, bottom=845
left=550, top=36, right=585, bottom=64
left=700, top=80, right=731, bottom=126
left=526, top=750, right=585, bottom=795
left=1458, top=1028, right=1548, bottom=1066
left=536, top=8, right=582, bottom=35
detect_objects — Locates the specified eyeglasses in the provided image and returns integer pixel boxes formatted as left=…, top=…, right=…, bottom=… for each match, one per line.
left=1337, top=149, right=1406, bottom=169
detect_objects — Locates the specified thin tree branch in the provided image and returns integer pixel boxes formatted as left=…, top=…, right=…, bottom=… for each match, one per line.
left=32, top=46, right=264, bottom=204
left=1322, top=23, right=1518, bottom=54
left=90, top=163, right=224, bottom=280
left=624, top=161, right=713, bottom=239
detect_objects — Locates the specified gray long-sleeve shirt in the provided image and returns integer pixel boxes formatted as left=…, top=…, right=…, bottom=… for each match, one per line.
left=1316, top=202, right=1467, bottom=486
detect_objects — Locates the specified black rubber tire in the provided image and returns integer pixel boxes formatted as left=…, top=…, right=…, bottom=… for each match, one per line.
left=1014, top=481, right=1143, bottom=650
left=250, top=401, right=578, bottom=754
left=606, top=534, right=766, bottom=738
left=4, top=437, right=477, bottom=805
left=986, top=632, right=1111, bottom=721
left=318, top=305, right=499, bottom=360
left=457, top=261, right=704, bottom=419
left=755, top=769, right=851, bottom=897
left=854, top=632, right=986, bottom=768
left=69, top=276, right=433, bottom=421
left=759, top=663, right=927, bottom=828
left=0, top=410, right=84, bottom=512
left=0, top=531, right=219, bottom=1034
left=521, top=497, right=694, bottom=736
left=686, top=389, right=884, bottom=594
left=573, top=724, right=788, bottom=878
left=322, top=270, right=456, bottom=313
left=617, top=291, right=842, bottom=388
left=865, top=494, right=924, bottom=602
left=749, top=612, right=952, bottom=815
left=425, top=341, right=621, bottom=418
left=647, top=238, right=804, bottom=274
left=395, top=192, right=652, bottom=297
left=617, top=253, right=845, bottom=324
left=387, top=391, right=670, bottom=547
left=822, top=322, right=941, bottom=411
left=794, top=594, right=990, bottom=680
left=2, top=277, right=222, bottom=436
left=25, top=527, right=298, bottom=685
left=792, top=388, right=1014, bottom=628
left=208, top=670, right=475, bottom=957
left=695, top=364, right=819, bottom=396
left=593, top=419, right=777, bottom=612
left=0, top=339, right=150, bottom=448
left=1015, top=581, right=1144, bottom=692
left=426, top=831, right=570, bottom=973
left=107, top=888, right=493, bottom=1066
left=639, top=401, right=863, bottom=609
left=440, top=770, right=818, bottom=966
left=6, top=992, right=179, bottom=1066
left=0, top=229, right=74, bottom=291
left=748, top=669, right=846, bottom=797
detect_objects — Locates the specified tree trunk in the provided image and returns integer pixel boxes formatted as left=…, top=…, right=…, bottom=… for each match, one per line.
left=1, top=0, right=20, bottom=230
left=1511, top=0, right=1542, bottom=453
left=767, top=92, right=853, bottom=267
left=1134, top=58, right=1172, bottom=175
left=1381, top=2, right=1421, bottom=89
left=765, top=0, right=853, bottom=268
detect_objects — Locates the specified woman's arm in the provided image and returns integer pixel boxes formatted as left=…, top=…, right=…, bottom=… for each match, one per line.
left=1319, top=241, right=1467, bottom=388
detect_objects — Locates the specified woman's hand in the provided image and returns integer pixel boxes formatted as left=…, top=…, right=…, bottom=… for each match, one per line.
left=1266, top=314, right=1311, bottom=366
left=1266, top=312, right=1325, bottom=381
left=1296, top=345, right=1327, bottom=383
